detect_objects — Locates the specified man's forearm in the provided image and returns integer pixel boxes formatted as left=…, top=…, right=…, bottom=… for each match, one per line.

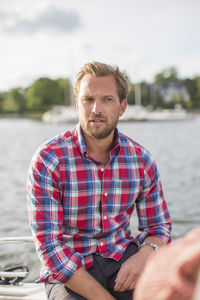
left=65, top=267, right=115, bottom=300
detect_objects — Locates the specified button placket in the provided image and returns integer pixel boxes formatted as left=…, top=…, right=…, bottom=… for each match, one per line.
left=100, top=166, right=110, bottom=230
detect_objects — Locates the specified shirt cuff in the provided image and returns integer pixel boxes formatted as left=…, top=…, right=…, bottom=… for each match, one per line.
left=135, top=226, right=171, bottom=245
left=37, top=252, right=84, bottom=284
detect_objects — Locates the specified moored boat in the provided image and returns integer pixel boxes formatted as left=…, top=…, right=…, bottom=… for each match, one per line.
left=42, top=104, right=192, bottom=124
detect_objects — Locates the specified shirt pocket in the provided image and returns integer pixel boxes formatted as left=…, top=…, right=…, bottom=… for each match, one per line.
left=111, top=178, right=141, bottom=215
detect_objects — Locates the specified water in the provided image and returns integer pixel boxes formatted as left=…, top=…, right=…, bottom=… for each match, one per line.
left=0, top=117, right=200, bottom=281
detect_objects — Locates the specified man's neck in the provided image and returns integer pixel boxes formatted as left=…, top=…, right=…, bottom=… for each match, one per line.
left=83, top=131, right=116, bottom=165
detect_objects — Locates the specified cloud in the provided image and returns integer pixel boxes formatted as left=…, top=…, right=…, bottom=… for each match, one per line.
left=0, top=6, right=82, bottom=34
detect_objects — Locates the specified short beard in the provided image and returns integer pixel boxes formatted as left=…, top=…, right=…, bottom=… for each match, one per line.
left=81, top=116, right=119, bottom=140
left=89, top=122, right=116, bottom=139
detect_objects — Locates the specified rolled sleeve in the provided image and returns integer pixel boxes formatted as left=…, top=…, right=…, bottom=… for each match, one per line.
left=27, top=146, right=84, bottom=283
left=135, top=150, right=172, bottom=244
left=38, top=252, right=84, bottom=284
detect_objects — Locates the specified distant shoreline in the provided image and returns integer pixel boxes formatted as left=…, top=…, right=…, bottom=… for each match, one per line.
left=0, top=109, right=200, bottom=121
left=0, top=112, right=43, bottom=120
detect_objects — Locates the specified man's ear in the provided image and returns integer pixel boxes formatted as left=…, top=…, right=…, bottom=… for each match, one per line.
left=119, top=99, right=127, bottom=117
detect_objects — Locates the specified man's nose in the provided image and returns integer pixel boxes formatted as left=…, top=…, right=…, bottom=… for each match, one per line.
left=92, top=100, right=102, bottom=114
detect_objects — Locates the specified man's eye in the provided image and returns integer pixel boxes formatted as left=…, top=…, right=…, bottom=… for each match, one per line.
left=105, top=98, right=113, bottom=102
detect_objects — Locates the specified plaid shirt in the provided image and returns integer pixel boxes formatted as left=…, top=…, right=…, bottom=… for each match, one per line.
left=27, top=123, right=171, bottom=284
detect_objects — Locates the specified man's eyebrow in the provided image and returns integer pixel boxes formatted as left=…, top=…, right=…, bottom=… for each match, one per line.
left=81, top=95, right=93, bottom=99
left=81, top=94, right=115, bottom=100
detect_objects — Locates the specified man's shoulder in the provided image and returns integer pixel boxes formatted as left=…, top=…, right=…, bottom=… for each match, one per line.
left=35, top=128, right=75, bottom=159
left=119, top=131, right=148, bottom=155
left=43, top=130, right=74, bottom=149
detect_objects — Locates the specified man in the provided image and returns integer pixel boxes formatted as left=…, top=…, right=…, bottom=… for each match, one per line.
left=134, top=227, right=200, bottom=300
left=27, top=61, right=171, bottom=300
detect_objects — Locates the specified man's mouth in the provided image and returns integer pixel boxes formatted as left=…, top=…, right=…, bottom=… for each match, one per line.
left=89, top=119, right=106, bottom=124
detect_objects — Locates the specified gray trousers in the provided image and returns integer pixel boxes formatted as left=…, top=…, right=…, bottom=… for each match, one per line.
left=45, top=243, right=138, bottom=300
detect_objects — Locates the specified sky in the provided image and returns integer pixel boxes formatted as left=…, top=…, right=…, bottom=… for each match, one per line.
left=0, top=0, right=200, bottom=92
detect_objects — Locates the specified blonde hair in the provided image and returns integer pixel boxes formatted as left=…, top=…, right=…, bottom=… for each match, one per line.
left=74, top=61, right=130, bottom=103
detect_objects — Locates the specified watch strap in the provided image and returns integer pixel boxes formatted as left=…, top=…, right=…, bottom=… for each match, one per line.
left=139, top=242, right=159, bottom=251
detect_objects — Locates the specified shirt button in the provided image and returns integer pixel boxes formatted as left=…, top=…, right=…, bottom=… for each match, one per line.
left=104, top=216, right=107, bottom=220
left=100, top=242, right=104, bottom=246
left=104, top=192, right=108, bottom=197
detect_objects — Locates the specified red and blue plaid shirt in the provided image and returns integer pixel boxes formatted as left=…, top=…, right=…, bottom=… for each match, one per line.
left=27, top=123, right=171, bottom=284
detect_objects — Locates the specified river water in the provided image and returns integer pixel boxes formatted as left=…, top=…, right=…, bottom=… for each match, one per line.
left=0, top=117, right=200, bottom=281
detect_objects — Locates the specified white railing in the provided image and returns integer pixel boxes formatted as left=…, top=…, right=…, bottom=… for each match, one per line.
left=0, top=270, right=28, bottom=279
left=0, top=236, right=33, bottom=284
left=0, top=236, right=33, bottom=244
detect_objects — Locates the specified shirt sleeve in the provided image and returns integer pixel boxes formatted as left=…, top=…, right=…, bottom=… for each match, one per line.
left=135, top=149, right=172, bottom=244
left=27, top=146, right=84, bottom=284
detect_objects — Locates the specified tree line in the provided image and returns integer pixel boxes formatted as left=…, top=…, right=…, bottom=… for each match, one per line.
left=0, top=67, right=200, bottom=116
left=0, top=78, right=72, bottom=115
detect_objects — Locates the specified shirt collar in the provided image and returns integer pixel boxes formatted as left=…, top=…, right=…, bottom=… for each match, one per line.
left=74, top=123, right=87, bottom=156
left=74, top=123, right=121, bottom=157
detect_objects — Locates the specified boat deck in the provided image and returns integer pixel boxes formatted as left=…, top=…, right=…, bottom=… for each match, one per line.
left=0, top=283, right=47, bottom=300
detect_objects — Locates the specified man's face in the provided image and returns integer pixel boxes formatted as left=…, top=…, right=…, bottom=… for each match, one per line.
left=76, top=74, right=126, bottom=140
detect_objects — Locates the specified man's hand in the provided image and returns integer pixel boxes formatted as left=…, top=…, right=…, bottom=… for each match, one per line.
left=114, top=246, right=154, bottom=292
left=66, top=267, right=116, bottom=300
left=114, top=237, right=165, bottom=292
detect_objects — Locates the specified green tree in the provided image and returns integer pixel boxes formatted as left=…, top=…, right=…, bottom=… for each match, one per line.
left=183, top=77, right=200, bottom=109
left=153, top=67, right=192, bottom=109
left=0, top=92, right=5, bottom=113
left=127, top=84, right=135, bottom=105
left=127, top=83, right=151, bottom=107
left=1, top=88, right=26, bottom=113
left=196, top=77, right=200, bottom=107
left=56, top=78, right=73, bottom=106
left=140, top=82, right=151, bottom=107
left=27, top=78, right=58, bottom=111
left=154, top=67, right=179, bottom=84
left=26, top=77, right=73, bottom=112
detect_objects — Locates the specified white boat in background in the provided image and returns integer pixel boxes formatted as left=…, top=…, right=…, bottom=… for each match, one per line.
left=146, top=104, right=191, bottom=122
left=42, top=105, right=78, bottom=124
left=120, top=105, right=149, bottom=121
left=42, top=104, right=192, bottom=124
left=42, top=104, right=151, bottom=123
left=121, top=104, right=192, bottom=122
left=0, top=237, right=47, bottom=300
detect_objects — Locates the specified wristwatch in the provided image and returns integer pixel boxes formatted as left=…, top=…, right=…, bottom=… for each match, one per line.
left=139, top=242, right=159, bottom=251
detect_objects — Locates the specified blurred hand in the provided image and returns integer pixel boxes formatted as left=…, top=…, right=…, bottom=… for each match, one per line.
left=134, top=228, right=200, bottom=300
